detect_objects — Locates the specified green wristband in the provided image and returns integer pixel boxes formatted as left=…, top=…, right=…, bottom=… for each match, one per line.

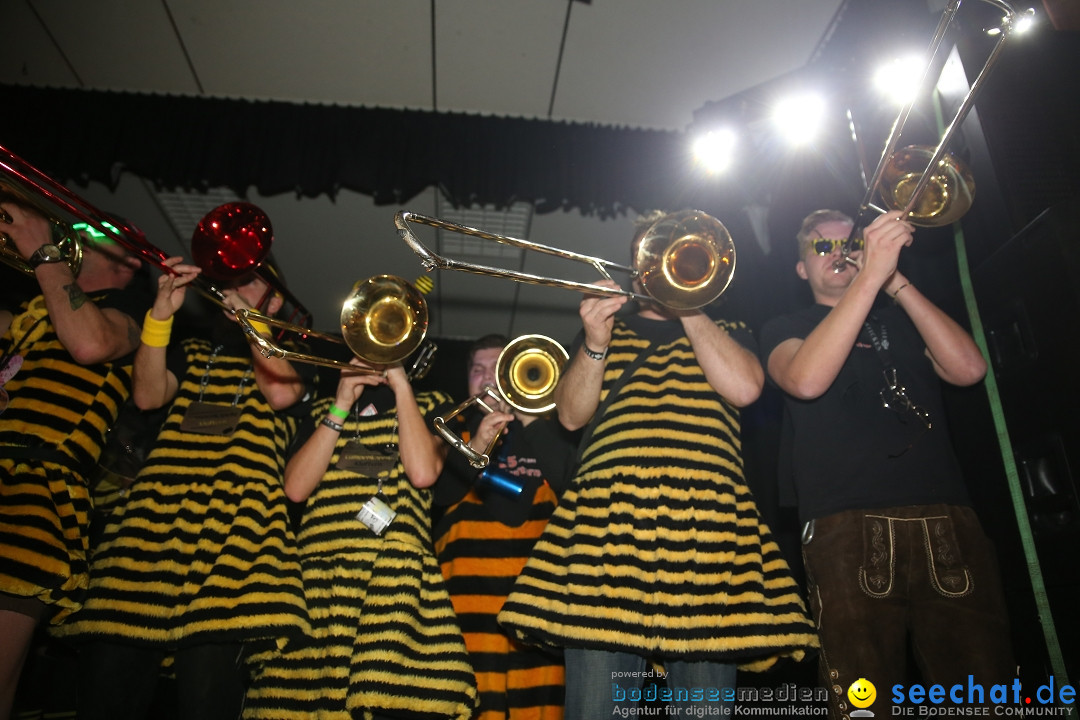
left=328, top=403, right=350, bottom=420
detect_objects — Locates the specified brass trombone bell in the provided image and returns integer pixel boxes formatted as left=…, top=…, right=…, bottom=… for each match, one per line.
left=634, top=210, right=735, bottom=310
left=838, top=0, right=1029, bottom=265
left=341, top=274, right=429, bottom=365
left=397, top=209, right=735, bottom=311
left=879, top=146, right=975, bottom=228
left=236, top=275, right=429, bottom=372
left=435, top=334, right=568, bottom=468
left=496, top=334, right=569, bottom=414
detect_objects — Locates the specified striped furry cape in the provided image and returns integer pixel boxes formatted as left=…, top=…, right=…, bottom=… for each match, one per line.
left=244, top=391, right=478, bottom=720
left=498, top=317, right=819, bottom=671
left=0, top=294, right=134, bottom=622
left=56, top=338, right=309, bottom=648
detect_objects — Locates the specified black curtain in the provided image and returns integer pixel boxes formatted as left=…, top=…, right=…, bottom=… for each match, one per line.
left=0, top=83, right=691, bottom=220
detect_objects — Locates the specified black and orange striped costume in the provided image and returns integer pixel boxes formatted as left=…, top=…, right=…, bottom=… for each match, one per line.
left=433, top=413, right=575, bottom=720
left=498, top=315, right=819, bottom=671
left=244, top=391, right=478, bottom=720
left=0, top=289, right=144, bottom=622
left=56, top=334, right=309, bottom=649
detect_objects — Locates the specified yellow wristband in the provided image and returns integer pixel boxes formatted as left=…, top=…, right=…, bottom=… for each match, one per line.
left=140, top=310, right=173, bottom=348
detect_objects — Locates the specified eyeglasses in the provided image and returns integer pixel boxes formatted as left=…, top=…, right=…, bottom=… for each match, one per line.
left=879, top=368, right=932, bottom=457
left=809, top=237, right=864, bottom=256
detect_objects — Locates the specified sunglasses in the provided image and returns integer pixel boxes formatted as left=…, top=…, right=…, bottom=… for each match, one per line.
left=809, top=237, right=864, bottom=256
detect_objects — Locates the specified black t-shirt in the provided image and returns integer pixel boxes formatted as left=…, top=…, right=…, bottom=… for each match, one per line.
left=432, top=410, right=576, bottom=528
left=760, top=303, right=971, bottom=524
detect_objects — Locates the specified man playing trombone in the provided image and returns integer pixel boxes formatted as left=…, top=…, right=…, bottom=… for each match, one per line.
left=498, top=210, right=818, bottom=718
left=0, top=201, right=148, bottom=720
left=433, top=333, right=576, bottom=720
left=760, top=209, right=1015, bottom=717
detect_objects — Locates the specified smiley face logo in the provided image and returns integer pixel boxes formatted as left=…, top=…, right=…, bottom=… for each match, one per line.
left=848, top=678, right=876, bottom=709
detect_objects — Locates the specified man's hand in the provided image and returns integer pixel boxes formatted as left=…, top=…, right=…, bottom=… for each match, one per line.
left=334, top=358, right=387, bottom=410
left=579, top=278, right=628, bottom=354
left=859, top=211, right=914, bottom=292
left=469, top=408, right=513, bottom=456
left=150, top=256, right=201, bottom=321
left=1, top=201, right=54, bottom=259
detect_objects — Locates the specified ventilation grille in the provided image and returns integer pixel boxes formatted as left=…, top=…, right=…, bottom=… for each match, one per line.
left=435, top=201, right=532, bottom=260
left=154, top=187, right=243, bottom=243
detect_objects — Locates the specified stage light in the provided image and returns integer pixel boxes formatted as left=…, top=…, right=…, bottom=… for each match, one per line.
left=771, top=92, right=826, bottom=146
left=873, top=55, right=924, bottom=106
left=691, top=128, right=738, bottom=174
left=1014, top=10, right=1035, bottom=33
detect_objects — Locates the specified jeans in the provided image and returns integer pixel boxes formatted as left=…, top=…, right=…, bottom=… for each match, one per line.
left=802, top=504, right=1015, bottom=719
left=564, top=648, right=735, bottom=720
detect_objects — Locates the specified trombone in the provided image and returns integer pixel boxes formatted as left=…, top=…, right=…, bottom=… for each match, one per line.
left=435, top=334, right=568, bottom=468
left=836, top=0, right=1032, bottom=269
left=396, top=209, right=735, bottom=311
left=235, top=274, right=432, bottom=375
left=0, top=145, right=313, bottom=327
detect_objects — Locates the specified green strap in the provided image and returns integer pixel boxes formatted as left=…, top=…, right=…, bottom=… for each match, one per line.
left=951, top=221, right=1069, bottom=683
left=932, top=91, right=1069, bottom=683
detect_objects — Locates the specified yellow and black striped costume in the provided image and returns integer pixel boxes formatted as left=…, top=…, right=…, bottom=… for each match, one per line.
left=498, top=315, right=819, bottom=671
left=55, top=336, right=309, bottom=648
left=0, top=291, right=140, bottom=622
left=244, top=390, right=478, bottom=720
left=433, top=415, right=571, bottom=720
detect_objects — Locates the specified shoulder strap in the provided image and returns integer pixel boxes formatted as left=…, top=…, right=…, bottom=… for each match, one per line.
left=573, top=340, right=654, bottom=467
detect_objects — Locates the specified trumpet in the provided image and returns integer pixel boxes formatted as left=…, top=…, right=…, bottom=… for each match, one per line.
left=834, top=0, right=1032, bottom=270
left=435, top=334, right=568, bottom=469
left=0, top=145, right=313, bottom=327
left=235, top=274, right=431, bottom=374
left=397, top=209, right=735, bottom=311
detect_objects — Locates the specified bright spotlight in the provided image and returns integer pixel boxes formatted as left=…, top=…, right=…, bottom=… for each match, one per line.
left=771, top=92, right=826, bottom=146
left=692, top=128, right=738, bottom=174
left=873, top=56, right=924, bottom=106
left=1014, top=10, right=1035, bottom=33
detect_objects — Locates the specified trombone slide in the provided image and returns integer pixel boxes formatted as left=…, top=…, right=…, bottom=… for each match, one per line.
left=433, top=387, right=505, bottom=469
left=396, top=209, right=735, bottom=311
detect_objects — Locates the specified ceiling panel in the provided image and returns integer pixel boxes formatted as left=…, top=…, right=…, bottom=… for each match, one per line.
left=30, top=1, right=199, bottom=93
left=555, top=0, right=843, bottom=130
left=169, top=0, right=433, bottom=106
left=2, top=1, right=80, bottom=87
left=434, top=0, right=567, bottom=118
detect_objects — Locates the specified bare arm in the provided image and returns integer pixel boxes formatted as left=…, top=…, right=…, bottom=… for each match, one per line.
left=554, top=280, right=628, bottom=431
left=680, top=312, right=763, bottom=407
left=4, top=204, right=139, bottom=364
left=284, top=362, right=385, bottom=502
left=0, top=310, right=12, bottom=339
left=250, top=349, right=307, bottom=411
left=767, top=271, right=881, bottom=400
left=220, top=289, right=306, bottom=411
left=132, top=257, right=200, bottom=410
left=890, top=279, right=986, bottom=386
left=386, top=365, right=446, bottom=489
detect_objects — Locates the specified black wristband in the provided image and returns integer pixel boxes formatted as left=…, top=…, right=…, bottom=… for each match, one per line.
left=321, top=416, right=345, bottom=432
left=583, top=344, right=607, bottom=361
